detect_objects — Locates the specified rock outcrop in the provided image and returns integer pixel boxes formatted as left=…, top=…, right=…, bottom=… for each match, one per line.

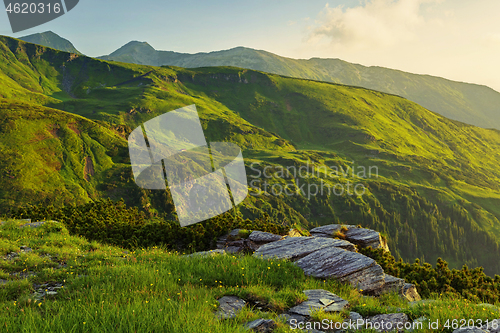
left=215, top=224, right=419, bottom=300
left=310, top=224, right=389, bottom=251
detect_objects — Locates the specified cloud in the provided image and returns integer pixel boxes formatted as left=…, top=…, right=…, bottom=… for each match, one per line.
left=308, top=0, right=442, bottom=49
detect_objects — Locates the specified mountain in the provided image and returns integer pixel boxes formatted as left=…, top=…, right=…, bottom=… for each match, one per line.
left=100, top=43, right=500, bottom=131
left=19, top=31, right=81, bottom=54
left=1, top=35, right=500, bottom=276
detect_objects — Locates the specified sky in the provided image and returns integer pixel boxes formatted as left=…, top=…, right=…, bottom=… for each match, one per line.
left=1, top=0, right=500, bottom=92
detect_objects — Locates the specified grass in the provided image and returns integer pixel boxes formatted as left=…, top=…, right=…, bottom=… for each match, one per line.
left=0, top=219, right=499, bottom=332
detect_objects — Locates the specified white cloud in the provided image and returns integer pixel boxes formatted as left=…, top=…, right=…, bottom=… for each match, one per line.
left=299, top=0, right=500, bottom=92
left=308, top=0, right=442, bottom=49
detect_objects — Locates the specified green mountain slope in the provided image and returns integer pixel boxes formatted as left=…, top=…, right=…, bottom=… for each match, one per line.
left=1, top=35, right=500, bottom=275
left=19, top=31, right=81, bottom=54
left=100, top=43, right=500, bottom=130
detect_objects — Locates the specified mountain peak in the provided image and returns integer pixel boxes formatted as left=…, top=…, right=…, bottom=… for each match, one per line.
left=19, top=31, right=81, bottom=54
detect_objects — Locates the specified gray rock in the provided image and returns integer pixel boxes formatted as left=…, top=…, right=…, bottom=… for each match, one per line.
left=310, top=224, right=355, bottom=237
left=20, top=221, right=46, bottom=228
left=288, top=289, right=348, bottom=316
left=245, top=319, right=276, bottom=332
left=0, top=279, right=8, bottom=285
left=452, top=329, right=489, bottom=333
left=254, top=237, right=356, bottom=261
left=366, top=313, right=409, bottom=332
left=310, top=224, right=389, bottom=251
left=345, top=227, right=389, bottom=251
left=248, top=231, right=282, bottom=244
left=481, top=319, right=500, bottom=333
left=5, top=252, right=19, bottom=260
left=350, top=312, right=363, bottom=321
left=279, top=313, right=306, bottom=325
left=20, top=246, right=32, bottom=252
left=371, top=275, right=405, bottom=296
left=215, top=296, right=246, bottom=319
left=295, top=247, right=385, bottom=293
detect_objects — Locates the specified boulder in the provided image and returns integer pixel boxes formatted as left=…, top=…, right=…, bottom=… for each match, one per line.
left=295, top=247, right=385, bottom=293
left=402, top=283, right=421, bottom=302
left=366, top=313, right=409, bottom=332
left=248, top=231, right=282, bottom=244
left=254, top=236, right=356, bottom=261
left=245, top=319, right=276, bottom=332
left=310, top=224, right=389, bottom=251
left=288, top=289, right=349, bottom=316
left=215, top=296, right=246, bottom=319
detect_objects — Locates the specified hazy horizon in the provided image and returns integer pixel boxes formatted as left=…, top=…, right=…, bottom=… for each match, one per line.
left=1, top=0, right=499, bottom=92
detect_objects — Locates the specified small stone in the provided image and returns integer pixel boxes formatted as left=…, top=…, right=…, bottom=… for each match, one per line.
left=288, top=289, right=348, bottom=316
left=245, top=319, right=276, bottom=332
left=215, top=296, right=246, bottom=319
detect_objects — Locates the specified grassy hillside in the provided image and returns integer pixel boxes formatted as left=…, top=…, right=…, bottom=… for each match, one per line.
left=1, top=35, right=500, bottom=275
left=100, top=44, right=500, bottom=130
left=2, top=220, right=498, bottom=333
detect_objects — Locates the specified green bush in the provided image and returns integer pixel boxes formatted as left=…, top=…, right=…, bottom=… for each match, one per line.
left=9, top=199, right=287, bottom=253
left=360, top=246, right=500, bottom=304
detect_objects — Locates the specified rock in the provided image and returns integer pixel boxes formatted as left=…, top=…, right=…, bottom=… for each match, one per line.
left=452, top=329, right=489, bottom=333
left=288, top=289, right=349, bottom=316
left=279, top=313, right=306, bottom=326
left=310, top=224, right=389, bottom=251
left=310, top=224, right=355, bottom=238
left=215, top=296, right=246, bottom=319
left=254, top=237, right=356, bottom=261
left=216, top=229, right=258, bottom=253
left=295, top=247, right=385, bottom=293
left=185, top=249, right=225, bottom=257
left=482, top=319, right=500, bottom=333
left=6, top=252, right=19, bottom=260
left=366, top=313, right=409, bottom=332
left=371, top=275, right=404, bottom=296
left=245, top=319, right=276, bottom=332
left=0, top=279, right=8, bottom=285
left=20, top=221, right=46, bottom=228
left=248, top=231, right=282, bottom=244
left=349, top=312, right=363, bottom=321
left=402, top=283, right=421, bottom=302
left=20, top=246, right=32, bottom=252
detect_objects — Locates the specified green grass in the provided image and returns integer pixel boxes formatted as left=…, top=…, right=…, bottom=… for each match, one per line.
left=1, top=220, right=499, bottom=332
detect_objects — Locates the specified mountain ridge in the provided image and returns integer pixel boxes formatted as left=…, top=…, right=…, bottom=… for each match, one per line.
left=99, top=40, right=500, bottom=131
left=19, top=31, right=81, bottom=54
